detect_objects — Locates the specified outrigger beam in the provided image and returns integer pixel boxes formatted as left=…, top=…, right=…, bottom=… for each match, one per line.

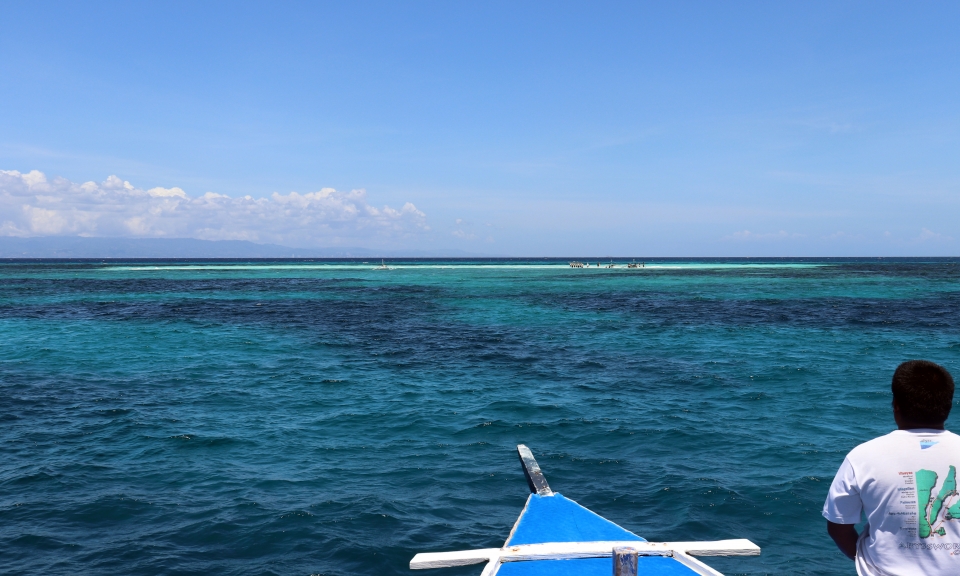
left=410, top=539, right=761, bottom=569
left=516, top=444, right=553, bottom=496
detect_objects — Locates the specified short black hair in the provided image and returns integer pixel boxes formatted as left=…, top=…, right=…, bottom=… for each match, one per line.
left=892, top=360, right=955, bottom=425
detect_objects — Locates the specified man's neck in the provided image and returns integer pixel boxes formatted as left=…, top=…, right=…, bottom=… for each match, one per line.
left=897, top=422, right=945, bottom=431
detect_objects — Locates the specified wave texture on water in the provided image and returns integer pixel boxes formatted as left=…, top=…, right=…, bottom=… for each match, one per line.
left=1, top=258, right=959, bottom=575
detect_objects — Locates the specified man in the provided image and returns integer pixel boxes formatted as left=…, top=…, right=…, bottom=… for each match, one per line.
left=824, top=360, right=958, bottom=575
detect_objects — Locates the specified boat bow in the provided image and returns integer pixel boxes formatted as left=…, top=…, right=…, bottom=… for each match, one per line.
left=410, top=445, right=759, bottom=576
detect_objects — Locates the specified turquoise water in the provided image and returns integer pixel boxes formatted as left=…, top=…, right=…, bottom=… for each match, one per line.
left=2, top=258, right=959, bottom=575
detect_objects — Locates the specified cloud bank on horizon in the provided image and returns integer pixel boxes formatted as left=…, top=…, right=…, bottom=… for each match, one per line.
left=0, top=170, right=427, bottom=247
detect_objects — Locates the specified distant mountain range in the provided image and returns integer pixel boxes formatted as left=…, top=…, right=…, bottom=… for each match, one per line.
left=0, top=237, right=493, bottom=258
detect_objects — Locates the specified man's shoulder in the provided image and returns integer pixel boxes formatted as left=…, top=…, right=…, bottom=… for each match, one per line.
left=846, top=431, right=898, bottom=459
left=846, top=430, right=960, bottom=462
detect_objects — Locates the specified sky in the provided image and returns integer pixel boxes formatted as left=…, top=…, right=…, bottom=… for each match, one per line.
left=0, top=1, right=958, bottom=256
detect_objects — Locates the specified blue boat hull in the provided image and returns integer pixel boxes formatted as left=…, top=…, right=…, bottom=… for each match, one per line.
left=496, top=493, right=701, bottom=576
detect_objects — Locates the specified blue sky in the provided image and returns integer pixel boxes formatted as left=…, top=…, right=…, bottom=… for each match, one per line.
left=1, top=1, right=957, bottom=255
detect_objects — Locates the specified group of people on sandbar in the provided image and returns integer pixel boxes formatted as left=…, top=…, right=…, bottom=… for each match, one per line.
left=567, top=261, right=646, bottom=268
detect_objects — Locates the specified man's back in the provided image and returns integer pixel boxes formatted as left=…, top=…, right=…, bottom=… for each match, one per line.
left=824, top=429, right=960, bottom=575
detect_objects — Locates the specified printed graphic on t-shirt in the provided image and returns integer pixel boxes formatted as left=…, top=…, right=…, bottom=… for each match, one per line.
left=825, top=432, right=960, bottom=569
left=917, top=466, right=960, bottom=538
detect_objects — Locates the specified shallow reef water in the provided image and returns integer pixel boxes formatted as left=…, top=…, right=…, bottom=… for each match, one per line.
left=1, top=258, right=958, bottom=575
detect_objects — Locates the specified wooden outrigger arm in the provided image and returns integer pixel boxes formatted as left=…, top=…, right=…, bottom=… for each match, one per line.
left=411, top=539, right=761, bottom=567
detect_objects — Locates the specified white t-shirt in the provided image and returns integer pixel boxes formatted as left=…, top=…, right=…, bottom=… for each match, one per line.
left=823, top=429, right=960, bottom=576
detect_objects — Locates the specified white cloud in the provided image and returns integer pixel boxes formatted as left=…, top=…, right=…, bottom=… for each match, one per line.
left=147, top=186, right=187, bottom=198
left=451, top=217, right=481, bottom=241
left=821, top=231, right=862, bottom=240
left=0, top=169, right=428, bottom=246
left=23, top=205, right=68, bottom=235
left=451, top=229, right=476, bottom=239
left=722, top=230, right=803, bottom=241
left=914, top=228, right=953, bottom=243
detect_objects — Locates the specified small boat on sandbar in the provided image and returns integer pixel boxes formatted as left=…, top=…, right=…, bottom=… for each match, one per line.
left=373, top=259, right=392, bottom=270
left=569, top=261, right=585, bottom=268
left=411, top=445, right=759, bottom=576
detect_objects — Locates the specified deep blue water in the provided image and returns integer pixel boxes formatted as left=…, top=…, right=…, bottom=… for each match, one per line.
left=2, top=258, right=959, bottom=576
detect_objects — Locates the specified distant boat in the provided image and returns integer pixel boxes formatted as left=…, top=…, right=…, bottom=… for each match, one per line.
left=373, top=259, right=392, bottom=270
left=569, top=261, right=585, bottom=268
left=411, top=445, right=760, bottom=576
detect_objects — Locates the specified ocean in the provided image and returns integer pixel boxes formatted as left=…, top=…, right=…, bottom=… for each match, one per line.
left=1, top=258, right=958, bottom=575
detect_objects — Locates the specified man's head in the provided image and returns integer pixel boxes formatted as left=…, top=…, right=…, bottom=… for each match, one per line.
left=892, top=360, right=955, bottom=427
